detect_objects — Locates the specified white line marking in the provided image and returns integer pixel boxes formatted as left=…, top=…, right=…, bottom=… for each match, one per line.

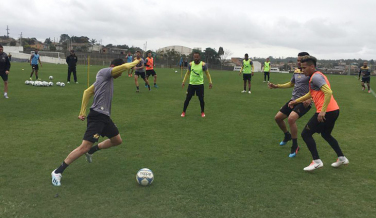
left=354, top=76, right=376, bottom=98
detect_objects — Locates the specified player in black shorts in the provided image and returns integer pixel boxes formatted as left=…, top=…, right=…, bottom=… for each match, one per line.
left=145, top=52, right=158, bottom=88
left=134, top=51, right=150, bottom=92
left=0, top=44, right=10, bottom=99
left=358, top=61, right=371, bottom=93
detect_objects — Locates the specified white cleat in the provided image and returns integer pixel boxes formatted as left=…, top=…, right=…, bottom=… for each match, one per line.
left=241, top=90, right=246, bottom=93
left=304, top=159, right=324, bottom=171
left=331, top=156, right=349, bottom=168
left=248, top=91, right=251, bottom=94
left=85, top=153, right=93, bottom=163
left=51, top=170, right=62, bottom=186
left=4, top=95, right=9, bottom=99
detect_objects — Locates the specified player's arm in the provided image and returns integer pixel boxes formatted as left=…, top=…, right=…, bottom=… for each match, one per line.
left=319, top=84, right=332, bottom=113
left=277, top=81, right=294, bottom=88
left=182, top=64, right=191, bottom=87
left=288, top=92, right=311, bottom=109
left=251, top=62, right=254, bottom=75
left=358, top=69, right=361, bottom=79
left=38, top=57, right=42, bottom=66
left=239, top=64, right=244, bottom=75
left=111, top=59, right=140, bottom=78
left=5, top=55, right=10, bottom=74
left=78, top=84, right=95, bottom=120
left=29, top=55, right=33, bottom=65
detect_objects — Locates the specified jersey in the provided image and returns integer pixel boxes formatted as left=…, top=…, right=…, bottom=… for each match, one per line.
left=309, top=71, right=339, bottom=113
left=90, top=67, right=114, bottom=117
left=242, top=59, right=253, bottom=74
left=31, top=54, right=40, bottom=65
left=188, top=61, right=207, bottom=85
left=264, top=61, right=270, bottom=72
left=290, top=68, right=310, bottom=100
left=359, top=66, right=371, bottom=78
left=135, top=58, right=145, bottom=72
left=127, top=55, right=133, bottom=63
left=145, top=57, right=154, bottom=70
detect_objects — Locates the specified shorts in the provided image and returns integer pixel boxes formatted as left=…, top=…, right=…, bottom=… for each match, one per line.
left=83, top=110, right=119, bottom=143
left=146, top=70, right=156, bottom=77
left=32, top=64, right=39, bottom=71
left=264, top=72, right=270, bottom=75
left=361, top=77, right=370, bottom=83
left=280, top=100, right=312, bottom=117
left=187, top=84, right=204, bottom=97
left=135, top=71, right=146, bottom=79
left=0, top=72, right=8, bottom=82
left=303, top=110, right=339, bottom=134
left=243, top=74, right=252, bottom=81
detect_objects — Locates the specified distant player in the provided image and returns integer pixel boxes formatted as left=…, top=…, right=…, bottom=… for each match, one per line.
left=51, top=58, right=140, bottom=186
left=145, top=52, right=158, bottom=88
left=358, top=61, right=371, bottom=93
left=66, top=50, right=78, bottom=84
left=134, top=51, right=151, bottom=92
left=268, top=52, right=312, bottom=157
left=126, top=52, right=133, bottom=77
left=181, top=52, right=212, bottom=118
left=239, top=53, right=253, bottom=94
left=0, top=44, right=11, bottom=99
left=288, top=55, right=349, bottom=171
left=29, top=49, right=42, bottom=80
left=263, top=58, right=271, bottom=82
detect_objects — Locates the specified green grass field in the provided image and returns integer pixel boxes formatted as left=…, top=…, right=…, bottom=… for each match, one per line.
left=1, top=62, right=376, bottom=218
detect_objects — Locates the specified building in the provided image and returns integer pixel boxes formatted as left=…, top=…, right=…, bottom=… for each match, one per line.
left=157, top=45, right=192, bottom=56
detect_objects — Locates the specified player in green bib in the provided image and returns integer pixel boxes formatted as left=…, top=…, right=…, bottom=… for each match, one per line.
left=239, top=53, right=254, bottom=94
left=263, top=58, right=271, bottom=82
left=181, top=52, right=213, bottom=118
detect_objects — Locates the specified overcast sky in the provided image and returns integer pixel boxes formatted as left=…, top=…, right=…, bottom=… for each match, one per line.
left=1, top=0, right=376, bottom=59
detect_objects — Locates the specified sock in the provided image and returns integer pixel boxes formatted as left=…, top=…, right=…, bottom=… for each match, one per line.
left=55, top=161, right=69, bottom=174
left=291, top=138, right=298, bottom=153
left=136, top=86, right=139, bottom=90
left=88, top=144, right=100, bottom=155
left=284, top=131, right=291, bottom=142
left=154, top=83, right=156, bottom=85
left=148, top=85, right=150, bottom=90
left=243, top=85, right=246, bottom=91
left=4, top=92, right=7, bottom=96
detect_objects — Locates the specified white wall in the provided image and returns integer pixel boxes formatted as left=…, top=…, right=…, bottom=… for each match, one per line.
left=3, top=46, right=23, bottom=54
left=10, top=52, right=66, bottom=64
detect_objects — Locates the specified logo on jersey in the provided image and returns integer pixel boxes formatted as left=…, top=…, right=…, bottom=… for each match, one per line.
left=191, top=69, right=199, bottom=76
left=93, top=134, right=100, bottom=139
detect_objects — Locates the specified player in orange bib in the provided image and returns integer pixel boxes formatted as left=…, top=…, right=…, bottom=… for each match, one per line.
left=145, top=52, right=158, bottom=88
left=288, top=56, right=349, bottom=172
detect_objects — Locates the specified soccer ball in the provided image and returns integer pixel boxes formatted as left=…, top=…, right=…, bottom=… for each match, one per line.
left=42, top=81, right=48, bottom=86
left=136, top=168, right=154, bottom=186
left=49, top=82, right=53, bottom=86
left=49, top=76, right=53, bottom=80
left=175, top=70, right=178, bottom=73
left=60, top=83, right=65, bottom=87
left=30, top=81, right=35, bottom=86
left=25, top=80, right=29, bottom=85
left=56, top=82, right=61, bottom=86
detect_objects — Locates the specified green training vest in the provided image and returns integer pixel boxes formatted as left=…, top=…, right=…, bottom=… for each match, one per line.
left=189, top=61, right=204, bottom=85
left=264, top=61, right=270, bottom=72
left=243, top=59, right=252, bottom=74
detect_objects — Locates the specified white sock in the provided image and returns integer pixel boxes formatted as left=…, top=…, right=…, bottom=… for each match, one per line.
left=4, top=92, right=7, bottom=96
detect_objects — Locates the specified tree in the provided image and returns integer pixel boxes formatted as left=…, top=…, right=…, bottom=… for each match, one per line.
left=203, top=47, right=220, bottom=65
left=220, top=49, right=233, bottom=69
left=44, top=37, right=52, bottom=45
left=218, top=47, right=224, bottom=56
left=59, top=34, right=70, bottom=43
left=90, top=39, right=97, bottom=52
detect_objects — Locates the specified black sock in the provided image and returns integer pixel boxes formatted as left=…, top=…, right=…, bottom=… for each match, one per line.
left=291, top=138, right=298, bottom=153
left=284, top=131, right=291, bottom=142
left=55, top=161, right=69, bottom=174
left=154, top=83, right=156, bottom=85
left=136, top=86, right=139, bottom=90
left=243, top=85, right=246, bottom=91
left=148, top=85, right=150, bottom=90
left=88, top=144, right=100, bottom=155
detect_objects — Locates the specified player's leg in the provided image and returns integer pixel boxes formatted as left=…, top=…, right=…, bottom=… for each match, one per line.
left=1, top=74, right=8, bottom=98
left=145, top=73, right=150, bottom=87
left=267, top=72, right=270, bottom=82
left=73, top=67, right=77, bottom=83
left=197, top=85, right=205, bottom=116
left=134, top=74, right=140, bottom=92
left=30, top=66, right=35, bottom=79
left=361, top=81, right=365, bottom=91
left=67, top=68, right=72, bottom=83
left=182, top=85, right=195, bottom=115
left=248, top=78, right=251, bottom=93
left=287, top=111, right=300, bottom=156
left=263, top=72, right=266, bottom=82
left=275, top=102, right=292, bottom=145
left=142, top=73, right=150, bottom=90
left=153, top=71, right=158, bottom=88
left=242, top=75, right=246, bottom=93
left=367, top=80, right=371, bottom=93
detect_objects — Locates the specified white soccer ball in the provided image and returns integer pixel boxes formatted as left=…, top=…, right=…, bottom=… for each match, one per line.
left=175, top=70, right=178, bottom=73
left=43, top=81, right=48, bottom=86
left=56, top=82, right=61, bottom=86
left=30, top=81, right=35, bottom=86
left=49, top=76, right=53, bottom=80
left=136, top=168, right=154, bottom=186
left=25, top=80, right=29, bottom=85
left=60, top=83, right=65, bottom=87
left=49, top=82, right=53, bottom=86
left=35, top=82, right=40, bottom=87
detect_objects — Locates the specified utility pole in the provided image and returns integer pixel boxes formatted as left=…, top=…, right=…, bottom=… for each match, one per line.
left=6, top=25, right=10, bottom=38
left=19, top=32, right=22, bottom=45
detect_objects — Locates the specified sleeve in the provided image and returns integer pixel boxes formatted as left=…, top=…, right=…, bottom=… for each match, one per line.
left=358, top=69, right=361, bottom=78
left=5, top=56, right=10, bottom=71
left=79, top=85, right=95, bottom=116
left=202, top=64, right=208, bottom=71
left=75, top=56, right=78, bottom=63
left=294, top=92, right=312, bottom=103
left=277, top=81, right=294, bottom=88
left=66, top=56, right=69, bottom=64
left=250, top=61, right=253, bottom=65
left=111, top=59, right=140, bottom=78
left=311, top=74, right=327, bottom=89
left=290, top=74, right=295, bottom=83
left=320, top=84, right=333, bottom=112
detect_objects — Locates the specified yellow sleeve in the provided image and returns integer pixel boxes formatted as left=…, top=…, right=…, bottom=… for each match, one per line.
left=277, top=81, right=294, bottom=88
left=79, top=85, right=95, bottom=116
left=111, top=59, right=140, bottom=78
left=182, top=70, right=190, bottom=83
left=320, top=84, right=333, bottom=112
left=205, top=70, right=212, bottom=84
left=294, top=92, right=311, bottom=103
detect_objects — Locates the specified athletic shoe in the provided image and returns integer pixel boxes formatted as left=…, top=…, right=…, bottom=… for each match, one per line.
left=37, top=78, right=41, bottom=81
left=289, top=146, right=300, bottom=158
left=51, top=170, right=62, bottom=186
left=362, top=87, right=365, bottom=91
left=76, top=82, right=79, bottom=84
left=241, top=90, right=246, bottom=93
left=67, top=81, right=70, bottom=84
left=181, top=112, right=186, bottom=117
left=279, top=133, right=292, bottom=146
left=201, top=112, right=206, bottom=118
left=154, top=84, right=158, bottom=88
left=248, top=91, right=251, bottom=94
left=303, top=159, right=323, bottom=171
left=85, top=153, right=93, bottom=163
left=29, top=77, right=32, bottom=80
left=331, top=156, right=349, bottom=168
left=4, top=94, right=8, bottom=99
left=145, top=85, right=148, bottom=88
left=368, top=90, right=371, bottom=93
left=136, top=90, right=140, bottom=93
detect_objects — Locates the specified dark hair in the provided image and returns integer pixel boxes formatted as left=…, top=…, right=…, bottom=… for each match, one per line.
left=111, top=58, right=125, bottom=66
left=298, top=52, right=309, bottom=57
left=193, top=51, right=200, bottom=55
left=301, top=55, right=317, bottom=67
left=245, top=53, right=248, bottom=56
left=0, top=44, right=3, bottom=48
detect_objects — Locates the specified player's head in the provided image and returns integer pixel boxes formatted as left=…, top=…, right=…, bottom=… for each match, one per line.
left=136, top=51, right=141, bottom=58
left=297, top=52, right=309, bottom=68
left=300, top=55, right=317, bottom=76
left=128, top=51, right=131, bottom=55
left=193, top=52, right=201, bottom=63
left=35, top=49, right=39, bottom=54
left=0, top=44, right=3, bottom=54
left=363, top=61, right=368, bottom=67
left=266, top=58, right=269, bottom=62
left=148, top=52, right=152, bottom=57
left=70, top=50, right=75, bottom=55
left=244, top=53, right=248, bottom=60
left=110, top=58, right=125, bottom=67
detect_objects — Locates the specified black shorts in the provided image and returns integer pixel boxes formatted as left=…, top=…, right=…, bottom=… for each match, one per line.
left=280, top=100, right=312, bottom=117
left=83, top=110, right=119, bottom=143
left=32, top=64, right=39, bottom=71
left=264, top=72, right=270, bottom=75
left=0, top=73, right=8, bottom=82
left=303, top=110, right=339, bottom=134
left=361, top=77, right=370, bottom=83
left=146, top=70, right=156, bottom=77
left=135, top=71, right=146, bottom=79
left=187, top=84, right=204, bottom=97
left=243, top=74, right=252, bottom=81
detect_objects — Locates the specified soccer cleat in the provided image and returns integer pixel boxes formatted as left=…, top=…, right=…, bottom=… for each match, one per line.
left=37, top=78, right=41, bottom=81
left=76, top=82, right=79, bottom=84
left=4, top=94, right=9, bottom=99
left=85, top=153, right=93, bottom=163
left=248, top=91, right=252, bottom=94
left=241, top=90, right=246, bottom=93
left=368, top=90, right=371, bottom=93
left=29, top=77, right=32, bottom=80
left=289, top=146, right=300, bottom=158
left=136, top=90, right=139, bottom=93
left=181, top=112, right=186, bottom=117
left=362, top=87, right=365, bottom=91
left=154, top=84, right=158, bottom=88
left=303, top=159, right=323, bottom=171
left=51, top=170, right=62, bottom=186
left=67, top=81, right=70, bottom=84
left=201, top=112, right=206, bottom=118
left=331, top=156, right=349, bottom=168
left=279, top=133, right=292, bottom=146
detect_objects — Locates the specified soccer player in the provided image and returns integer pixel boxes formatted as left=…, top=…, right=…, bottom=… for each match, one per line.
left=126, top=52, right=133, bottom=77
left=268, top=52, right=312, bottom=157
left=288, top=55, right=349, bottom=172
left=29, top=49, right=42, bottom=80
left=263, top=58, right=271, bottom=82
left=145, top=52, right=158, bottom=88
left=51, top=58, right=140, bottom=186
left=358, top=61, right=371, bottom=93
left=66, top=50, right=78, bottom=84
left=239, top=53, right=253, bottom=94
left=134, top=51, right=151, bottom=92
left=181, top=52, right=213, bottom=117
left=0, top=44, right=11, bottom=99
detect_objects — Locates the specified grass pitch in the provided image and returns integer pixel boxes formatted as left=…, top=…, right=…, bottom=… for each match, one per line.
left=1, top=62, right=376, bottom=218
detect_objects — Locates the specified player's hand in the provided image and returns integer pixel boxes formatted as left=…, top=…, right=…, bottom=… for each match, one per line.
left=252, top=72, right=254, bottom=76
left=239, top=71, right=242, bottom=75
left=209, top=83, right=213, bottom=89
left=5, top=71, right=9, bottom=75
left=288, top=100, right=296, bottom=109
left=268, top=82, right=277, bottom=89
left=182, top=83, right=185, bottom=88
left=317, top=111, right=326, bottom=123
left=78, top=115, right=86, bottom=121
left=303, top=99, right=312, bottom=108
